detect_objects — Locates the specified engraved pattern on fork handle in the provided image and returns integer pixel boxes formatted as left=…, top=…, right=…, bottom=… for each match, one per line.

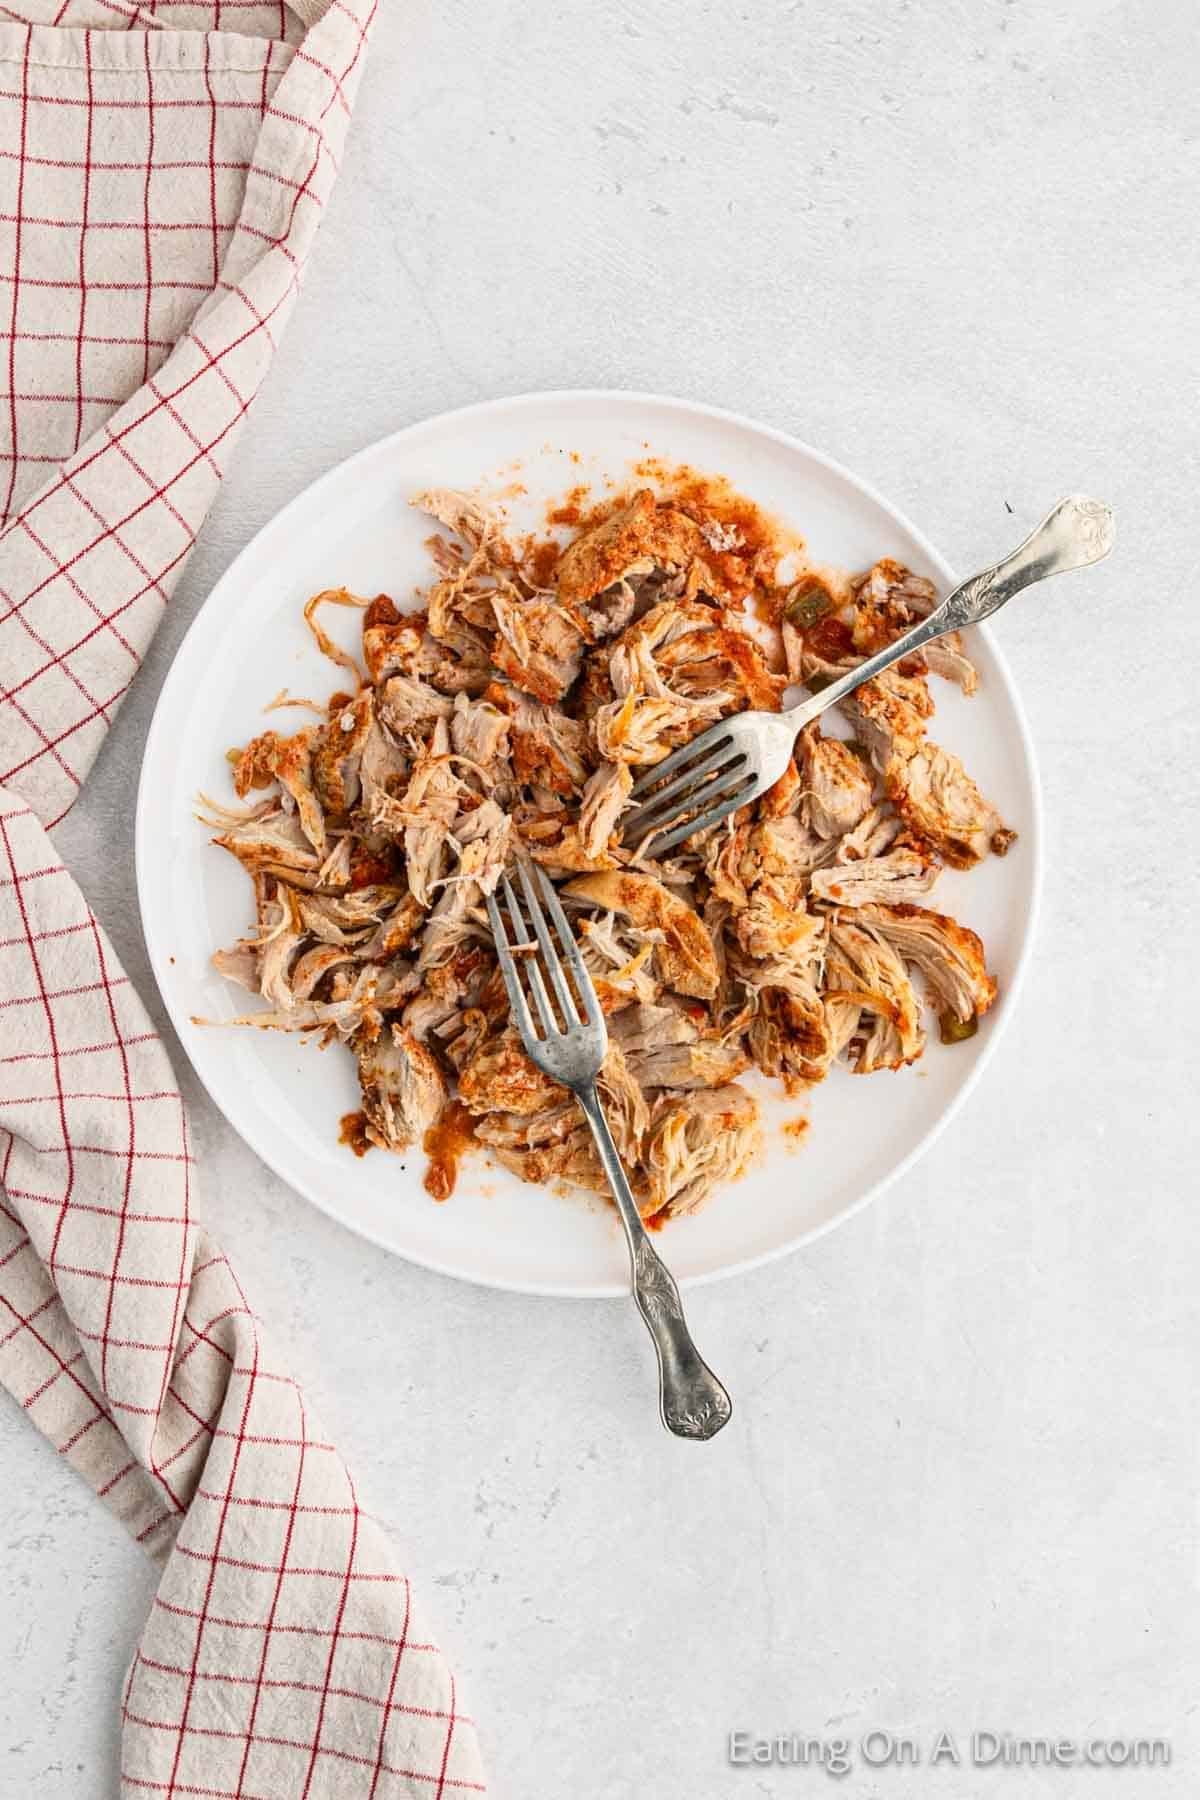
left=630, top=1237, right=734, bottom=1438
left=787, top=493, right=1116, bottom=736
left=940, top=493, right=1116, bottom=628
left=575, top=1085, right=732, bottom=1441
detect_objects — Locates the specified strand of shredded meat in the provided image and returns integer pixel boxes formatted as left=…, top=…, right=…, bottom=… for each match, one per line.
left=203, top=483, right=1009, bottom=1222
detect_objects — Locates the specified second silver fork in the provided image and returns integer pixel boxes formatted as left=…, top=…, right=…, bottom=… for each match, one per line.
left=485, top=859, right=732, bottom=1441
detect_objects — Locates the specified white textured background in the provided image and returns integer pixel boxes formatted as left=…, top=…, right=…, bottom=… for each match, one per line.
left=3, top=0, right=1198, bottom=1794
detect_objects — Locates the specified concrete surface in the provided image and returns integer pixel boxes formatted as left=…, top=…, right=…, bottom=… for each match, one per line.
left=3, top=0, right=1199, bottom=1795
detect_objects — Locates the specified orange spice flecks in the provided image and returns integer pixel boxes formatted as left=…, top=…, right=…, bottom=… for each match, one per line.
left=523, top=538, right=562, bottom=590
left=631, top=458, right=803, bottom=596
left=536, top=459, right=804, bottom=619
left=545, top=483, right=592, bottom=527
left=348, top=843, right=396, bottom=890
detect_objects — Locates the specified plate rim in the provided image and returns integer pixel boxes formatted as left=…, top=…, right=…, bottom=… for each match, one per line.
left=135, top=387, right=1043, bottom=1298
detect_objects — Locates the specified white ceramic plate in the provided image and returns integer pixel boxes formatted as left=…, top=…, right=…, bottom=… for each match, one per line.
left=136, top=391, right=1041, bottom=1297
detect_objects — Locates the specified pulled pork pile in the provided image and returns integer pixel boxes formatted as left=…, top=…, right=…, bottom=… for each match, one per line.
left=203, top=484, right=1011, bottom=1222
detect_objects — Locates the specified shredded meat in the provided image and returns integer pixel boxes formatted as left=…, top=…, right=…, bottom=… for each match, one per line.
left=885, top=741, right=1016, bottom=868
left=503, top=688, right=592, bottom=793
left=312, top=690, right=373, bottom=816
left=204, top=480, right=1006, bottom=1224
left=644, top=1086, right=761, bottom=1218
left=857, top=902, right=996, bottom=1028
left=627, top=1039, right=751, bottom=1091
left=562, top=871, right=720, bottom=999
left=825, top=914, right=925, bottom=1073
left=809, top=846, right=940, bottom=908
left=799, top=724, right=874, bottom=839
left=849, top=558, right=980, bottom=697
left=378, top=675, right=454, bottom=736
left=577, top=761, right=633, bottom=857
left=556, top=488, right=715, bottom=613
left=358, top=1025, right=446, bottom=1152
left=490, top=591, right=584, bottom=703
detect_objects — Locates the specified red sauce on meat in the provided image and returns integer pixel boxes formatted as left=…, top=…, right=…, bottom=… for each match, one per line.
left=348, top=844, right=396, bottom=889
left=805, top=614, right=854, bottom=664
left=538, top=458, right=802, bottom=615
left=339, top=1111, right=373, bottom=1157
left=523, top=538, right=561, bottom=588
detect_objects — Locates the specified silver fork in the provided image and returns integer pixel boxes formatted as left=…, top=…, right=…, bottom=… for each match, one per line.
left=622, top=493, right=1116, bottom=855
left=485, top=858, right=732, bottom=1441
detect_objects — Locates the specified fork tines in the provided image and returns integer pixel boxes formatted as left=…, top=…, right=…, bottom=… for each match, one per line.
left=486, top=859, right=602, bottom=1044
left=623, top=726, right=754, bottom=854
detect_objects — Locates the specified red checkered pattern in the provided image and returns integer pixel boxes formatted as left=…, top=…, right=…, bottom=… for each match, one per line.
left=0, top=0, right=370, bottom=827
left=0, top=1, right=488, bottom=1792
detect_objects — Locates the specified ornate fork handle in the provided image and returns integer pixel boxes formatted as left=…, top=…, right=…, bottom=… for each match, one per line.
left=574, top=1084, right=732, bottom=1441
left=788, top=494, right=1115, bottom=733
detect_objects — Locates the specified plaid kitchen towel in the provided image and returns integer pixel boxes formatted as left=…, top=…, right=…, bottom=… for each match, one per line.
left=0, top=0, right=488, bottom=1793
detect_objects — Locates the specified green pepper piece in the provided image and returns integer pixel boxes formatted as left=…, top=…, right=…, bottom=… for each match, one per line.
left=784, top=579, right=835, bottom=630
left=939, top=1010, right=978, bottom=1045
